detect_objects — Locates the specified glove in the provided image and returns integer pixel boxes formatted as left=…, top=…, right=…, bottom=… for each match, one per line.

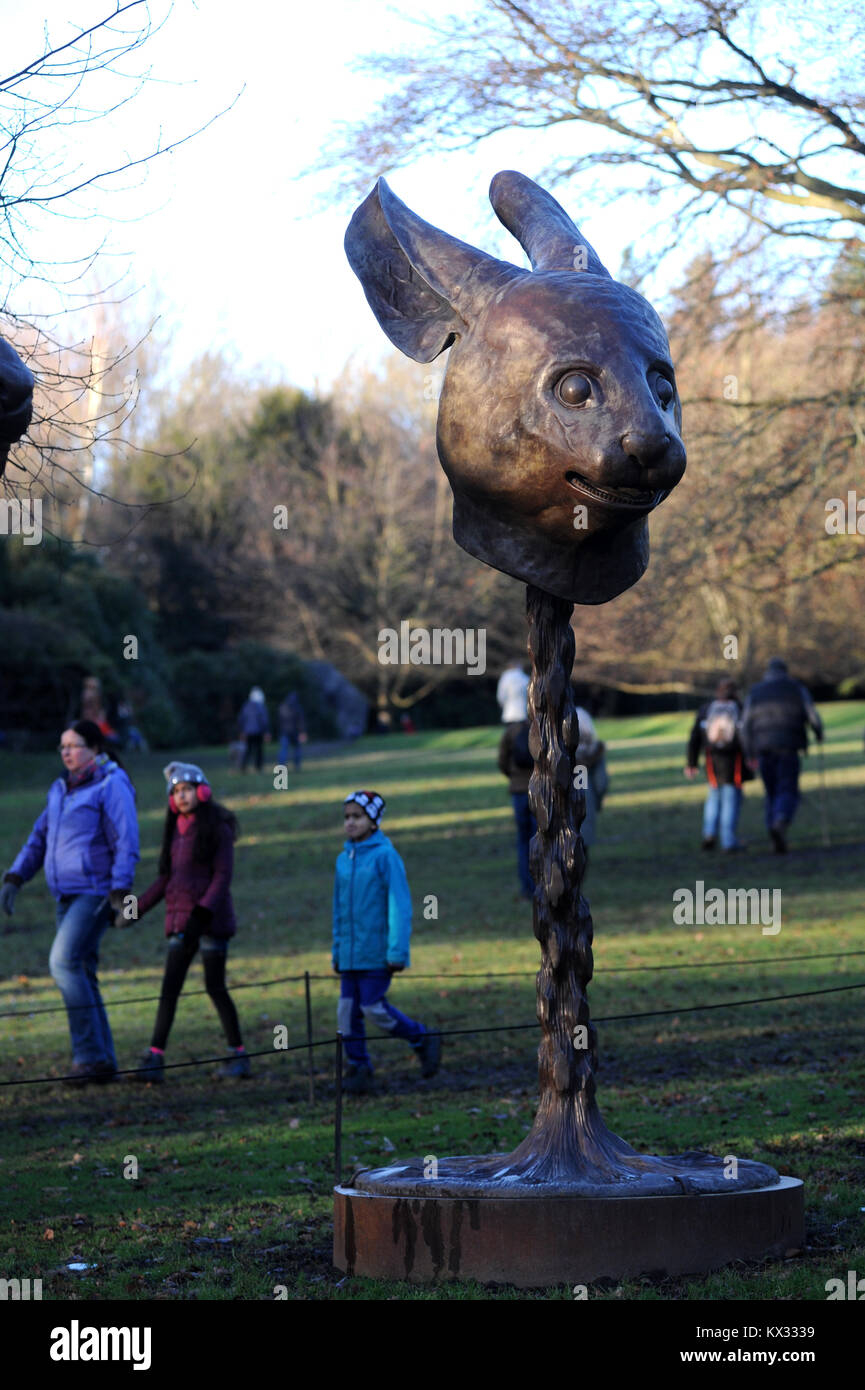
left=182, top=904, right=213, bottom=942
left=1, top=874, right=21, bottom=916
left=109, top=887, right=135, bottom=928
left=386, top=961, right=405, bottom=974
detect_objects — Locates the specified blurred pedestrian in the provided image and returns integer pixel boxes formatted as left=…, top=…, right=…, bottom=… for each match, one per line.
left=741, top=658, right=823, bottom=853
left=574, top=705, right=607, bottom=865
left=132, top=762, right=249, bottom=1082
left=277, top=691, right=307, bottom=771
left=496, top=657, right=530, bottom=724
left=498, top=717, right=536, bottom=897
left=685, top=678, right=749, bottom=853
left=238, top=687, right=270, bottom=772
left=332, top=791, right=440, bottom=1093
left=0, top=721, right=139, bottom=1084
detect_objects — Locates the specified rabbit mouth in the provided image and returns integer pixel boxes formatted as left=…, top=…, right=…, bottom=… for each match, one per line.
left=565, top=471, right=662, bottom=510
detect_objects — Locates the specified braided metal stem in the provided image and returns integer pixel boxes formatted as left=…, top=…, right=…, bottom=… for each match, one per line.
left=496, top=584, right=638, bottom=1181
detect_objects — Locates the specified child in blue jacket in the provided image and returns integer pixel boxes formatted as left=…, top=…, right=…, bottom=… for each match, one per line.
left=333, top=790, right=440, bottom=1093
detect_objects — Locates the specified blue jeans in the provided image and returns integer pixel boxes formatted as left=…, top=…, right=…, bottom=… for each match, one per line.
left=758, top=751, right=801, bottom=828
left=511, top=792, right=537, bottom=894
left=278, top=733, right=301, bottom=769
left=337, top=970, right=425, bottom=1069
left=702, top=783, right=743, bottom=850
left=49, top=893, right=116, bottom=1068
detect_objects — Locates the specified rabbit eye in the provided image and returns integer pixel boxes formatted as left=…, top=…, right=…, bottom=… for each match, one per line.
left=557, top=372, right=592, bottom=407
left=655, top=376, right=675, bottom=407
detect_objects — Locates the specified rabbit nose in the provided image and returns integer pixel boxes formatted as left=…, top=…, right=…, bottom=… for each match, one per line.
left=620, top=427, right=671, bottom=468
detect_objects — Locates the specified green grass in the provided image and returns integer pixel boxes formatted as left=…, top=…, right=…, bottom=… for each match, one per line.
left=1, top=705, right=864, bottom=1300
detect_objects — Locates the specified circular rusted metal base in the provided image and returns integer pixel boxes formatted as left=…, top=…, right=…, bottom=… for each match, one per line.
left=333, top=1168, right=803, bottom=1288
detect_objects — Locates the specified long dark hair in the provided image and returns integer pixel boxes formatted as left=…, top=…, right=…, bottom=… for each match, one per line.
left=158, top=796, right=239, bottom=876
left=70, top=719, right=132, bottom=784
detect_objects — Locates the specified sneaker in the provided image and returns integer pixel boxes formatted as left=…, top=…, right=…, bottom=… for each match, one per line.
left=343, top=1063, right=372, bottom=1094
left=132, top=1049, right=164, bottom=1084
left=217, top=1051, right=251, bottom=1079
left=416, top=1031, right=442, bottom=1079
left=701, top=836, right=716, bottom=851
left=63, top=1060, right=118, bottom=1087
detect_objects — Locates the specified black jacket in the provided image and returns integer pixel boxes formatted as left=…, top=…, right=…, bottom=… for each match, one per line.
left=741, top=675, right=822, bottom=758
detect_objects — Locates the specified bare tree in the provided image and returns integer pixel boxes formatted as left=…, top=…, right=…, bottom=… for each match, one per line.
left=322, top=0, right=864, bottom=246
left=0, top=2, right=237, bottom=520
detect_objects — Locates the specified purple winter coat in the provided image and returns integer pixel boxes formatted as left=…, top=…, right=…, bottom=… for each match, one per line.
left=8, top=757, right=139, bottom=898
left=137, top=816, right=237, bottom=938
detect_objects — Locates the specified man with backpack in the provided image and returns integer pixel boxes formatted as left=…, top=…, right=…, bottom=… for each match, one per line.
left=685, top=678, right=749, bottom=853
left=740, top=658, right=823, bottom=854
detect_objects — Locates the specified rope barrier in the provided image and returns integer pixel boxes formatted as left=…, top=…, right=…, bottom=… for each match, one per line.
left=2, top=948, right=862, bottom=1019
left=3, top=978, right=862, bottom=1088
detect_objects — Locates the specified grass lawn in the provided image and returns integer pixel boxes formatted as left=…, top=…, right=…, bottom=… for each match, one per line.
left=1, top=703, right=863, bottom=1301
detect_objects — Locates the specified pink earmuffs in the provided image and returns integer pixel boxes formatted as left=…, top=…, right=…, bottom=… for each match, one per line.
left=168, top=784, right=212, bottom=813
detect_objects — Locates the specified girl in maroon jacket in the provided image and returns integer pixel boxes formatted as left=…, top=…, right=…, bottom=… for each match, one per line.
left=133, top=762, right=249, bottom=1081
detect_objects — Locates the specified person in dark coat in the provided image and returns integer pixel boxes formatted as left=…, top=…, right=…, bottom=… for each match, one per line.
left=132, top=762, right=248, bottom=1080
left=498, top=719, right=536, bottom=897
left=740, top=658, right=823, bottom=853
left=685, top=678, right=748, bottom=853
left=238, top=687, right=270, bottom=772
left=277, top=691, right=306, bottom=771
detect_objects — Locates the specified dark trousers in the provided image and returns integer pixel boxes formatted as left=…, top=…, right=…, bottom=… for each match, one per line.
left=511, top=792, right=537, bottom=895
left=151, top=934, right=242, bottom=1050
left=337, top=970, right=425, bottom=1069
left=241, top=733, right=264, bottom=771
left=758, top=751, right=801, bottom=829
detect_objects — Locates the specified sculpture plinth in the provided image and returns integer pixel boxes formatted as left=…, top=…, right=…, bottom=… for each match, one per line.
left=336, top=172, right=803, bottom=1286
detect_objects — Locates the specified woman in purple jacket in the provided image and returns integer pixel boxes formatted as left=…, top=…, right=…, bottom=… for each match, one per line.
left=0, top=720, right=139, bottom=1084
left=133, top=761, right=249, bottom=1081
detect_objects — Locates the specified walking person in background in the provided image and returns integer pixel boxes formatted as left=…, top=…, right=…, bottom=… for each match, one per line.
left=574, top=705, right=607, bottom=868
left=132, top=762, right=249, bottom=1081
left=238, top=686, right=270, bottom=772
left=277, top=690, right=307, bottom=771
left=496, top=657, right=530, bottom=724
left=498, top=715, right=536, bottom=898
left=0, top=721, right=139, bottom=1084
left=685, top=678, right=749, bottom=853
left=741, top=658, right=824, bottom=854
left=332, top=791, right=440, bottom=1094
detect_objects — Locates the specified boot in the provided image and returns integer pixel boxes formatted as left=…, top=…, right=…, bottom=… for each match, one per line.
left=343, top=1063, right=372, bottom=1094
left=416, top=1031, right=442, bottom=1079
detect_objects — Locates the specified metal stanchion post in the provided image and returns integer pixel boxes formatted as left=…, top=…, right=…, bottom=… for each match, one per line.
left=304, top=970, right=315, bottom=1103
left=334, top=1031, right=343, bottom=1189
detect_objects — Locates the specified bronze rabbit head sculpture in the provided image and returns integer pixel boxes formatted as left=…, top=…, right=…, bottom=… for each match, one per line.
left=0, top=337, right=34, bottom=476
left=345, top=171, right=685, bottom=603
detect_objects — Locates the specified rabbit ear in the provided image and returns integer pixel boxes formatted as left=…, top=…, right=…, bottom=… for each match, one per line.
left=345, top=178, right=524, bottom=362
left=489, top=170, right=611, bottom=277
